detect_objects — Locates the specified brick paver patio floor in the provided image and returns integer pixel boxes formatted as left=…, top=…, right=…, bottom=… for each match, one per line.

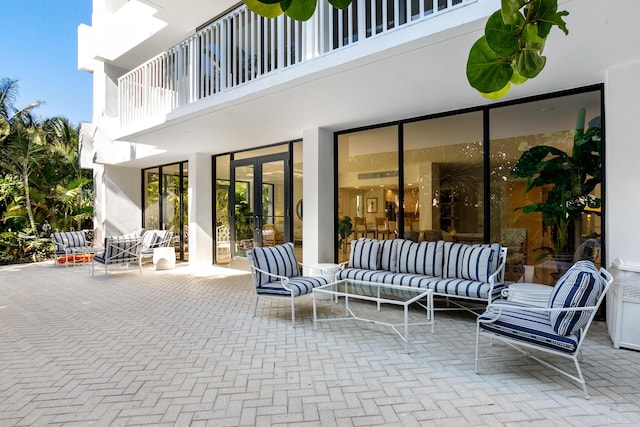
left=1, top=261, right=640, bottom=426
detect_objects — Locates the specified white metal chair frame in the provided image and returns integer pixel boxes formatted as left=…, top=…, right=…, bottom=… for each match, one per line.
left=475, top=267, right=613, bottom=399
left=92, top=237, right=143, bottom=278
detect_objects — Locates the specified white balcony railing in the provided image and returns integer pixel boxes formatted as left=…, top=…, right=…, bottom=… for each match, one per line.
left=118, top=0, right=471, bottom=127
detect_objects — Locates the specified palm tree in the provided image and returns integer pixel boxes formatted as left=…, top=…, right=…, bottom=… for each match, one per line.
left=0, top=111, right=47, bottom=234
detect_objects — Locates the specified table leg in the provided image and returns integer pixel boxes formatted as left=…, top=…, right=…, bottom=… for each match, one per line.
left=313, top=291, right=317, bottom=330
left=404, top=304, right=409, bottom=353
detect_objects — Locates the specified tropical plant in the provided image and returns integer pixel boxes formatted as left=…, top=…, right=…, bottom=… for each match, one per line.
left=0, top=111, right=47, bottom=234
left=243, top=1, right=569, bottom=99
left=466, top=0, right=569, bottom=99
left=244, top=0, right=350, bottom=20
left=0, top=78, right=94, bottom=263
left=337, top=215, right=352, bottom=250
left=511, top=108, right=602, bottom=261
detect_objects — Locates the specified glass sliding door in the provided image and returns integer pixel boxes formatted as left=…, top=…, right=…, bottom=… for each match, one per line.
left=337, top=126, right=399, bottom=263
left=142, top=161, right=188, bottom=261
left=404, top=112, right=484, bottom=244
left=230, top=153, right=290, bottom=259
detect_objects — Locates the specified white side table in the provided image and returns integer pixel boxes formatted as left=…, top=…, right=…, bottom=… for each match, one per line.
left=153, top=247, right=176, bottom=270
left=309, top=263, right=340, bottom=300
left=507, top=283, right=552, bottom=307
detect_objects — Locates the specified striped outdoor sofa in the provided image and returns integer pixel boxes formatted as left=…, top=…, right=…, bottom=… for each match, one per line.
left=475, top=260, right=613, bottom=399
left=247, top=242, right=330, bottom=327
left=337, top=238, right=507, bottom=310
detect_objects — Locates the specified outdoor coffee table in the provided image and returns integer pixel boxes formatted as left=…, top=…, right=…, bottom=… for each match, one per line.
left=313, top=279, right=434, bottom=352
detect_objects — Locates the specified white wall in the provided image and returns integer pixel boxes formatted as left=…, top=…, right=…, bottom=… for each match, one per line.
left=605, top=61, right=640, bottom=265
left=94, top=164, right=142, bottom=242
left=188, top=153, right=213, bottom=267
left=302, top=128, right=334, bottom=267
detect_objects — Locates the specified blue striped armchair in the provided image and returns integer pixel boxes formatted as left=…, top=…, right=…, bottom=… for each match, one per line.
left=247, top=243, right=331, bottom=327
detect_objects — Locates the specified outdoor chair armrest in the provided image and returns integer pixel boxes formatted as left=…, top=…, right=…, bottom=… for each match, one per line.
left=248, top=264, right=291, bottom=287
left=480, top=302, right=600, bottom=325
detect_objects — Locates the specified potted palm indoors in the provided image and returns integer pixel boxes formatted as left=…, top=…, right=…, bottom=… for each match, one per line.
left=511, top=108, right=602, bottom=279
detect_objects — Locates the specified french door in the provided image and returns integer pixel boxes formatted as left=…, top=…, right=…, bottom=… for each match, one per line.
left=230, top=152, right=291, bottom=258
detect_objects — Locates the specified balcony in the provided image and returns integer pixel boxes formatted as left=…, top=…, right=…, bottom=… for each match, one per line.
left=118, top=0, right=473, bottom=128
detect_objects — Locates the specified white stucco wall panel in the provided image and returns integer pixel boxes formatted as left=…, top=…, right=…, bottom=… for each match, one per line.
left=188, top=153, right=213, bottom=267
left=101, top=165, right=142, bottom=238
left=605, top=62, right=640, bottom=265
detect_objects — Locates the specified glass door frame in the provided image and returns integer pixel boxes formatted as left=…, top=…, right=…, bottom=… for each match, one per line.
left=230, top=152, right=291, bottom=258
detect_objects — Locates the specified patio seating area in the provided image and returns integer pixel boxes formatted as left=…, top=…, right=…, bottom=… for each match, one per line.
left=1, top=261, right=640, bottom=424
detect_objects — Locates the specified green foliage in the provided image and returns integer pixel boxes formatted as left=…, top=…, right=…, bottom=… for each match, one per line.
left=235, top=201, right=254, bottom=241
left=245, top=0, right=350, bottom=21
left=511, top=109, right=601, bottom=259
left=244, top=1, right=569, bottom=100
left=0, top=78, right=94, bottom=264
left=338, top=215, right=352, bottom=249
left=467, top=0, right=569, bottom=99
left=0, top=231, right=51, bottom=265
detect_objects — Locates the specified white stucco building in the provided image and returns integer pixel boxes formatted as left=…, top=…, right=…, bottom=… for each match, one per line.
left=78, top=0, right=640, bottom=277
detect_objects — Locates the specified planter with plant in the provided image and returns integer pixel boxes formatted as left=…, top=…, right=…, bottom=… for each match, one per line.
left=511, top=108, right=602, bottom=273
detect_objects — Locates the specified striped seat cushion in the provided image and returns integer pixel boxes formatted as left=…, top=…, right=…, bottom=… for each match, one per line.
left=379, top=272, right=439, bottom=289
left=142, top=230, right=160, bottom=249
left=52, top=231, right=87, bottom=253
left=336, top=268, right=391, bottom=283
left=549, top=260, right=603, bottom=336
left=251, top=243, right=300, bottom=286
left=396, top=240, right=443, bottom=276
left=479, top=300, right=579, bottom=354
left=94, top=237, right=141, bottom=264
left=443, top=242, right=499, bottom=282
left=349, top=238, right=381, bottom=270
left=256, top=276, right=330, bottom=297
left=429, top=278, right=505, bottom=299
left=379, top=239, right=400, bottom=272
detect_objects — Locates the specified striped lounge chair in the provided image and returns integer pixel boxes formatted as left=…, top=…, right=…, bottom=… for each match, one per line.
left=475, top=261, right=613, bottom=399
left=247, top=242, right=330, bottom=327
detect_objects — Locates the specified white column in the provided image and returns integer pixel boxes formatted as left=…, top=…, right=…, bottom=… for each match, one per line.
left=606, top=61, right=640, bottom=264
left=302, top=128, right=334, bottom=267
left=97, top=165, right=141, bottom=238
left=188, top=153, right=214, bottom=267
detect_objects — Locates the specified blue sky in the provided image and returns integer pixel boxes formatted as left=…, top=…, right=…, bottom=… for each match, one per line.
left=1, top=1, right=92, bottom=126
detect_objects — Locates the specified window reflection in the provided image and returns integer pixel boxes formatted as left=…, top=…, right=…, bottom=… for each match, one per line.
left=490, top=91, right=602, bottom=284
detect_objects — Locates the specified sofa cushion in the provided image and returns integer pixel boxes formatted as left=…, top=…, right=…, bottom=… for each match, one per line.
left=443, top=242, right=497, bottom=282
left=549, top=260, right=603, bottom=336
left=479, top=300, right=579, bottom=354
left=350, top=238, right=381, bottom=270
left=336, top=268, right=391, bottom=283
left=251, top=243, right=300, bottom=286
left=379, top=239, right=400, bottom=272
left=142, top=230, right=160, bottom=249
left=396, top=240, right=443, bottom=277
left=52, top=231, right=87, bottom=250
left=381, top=272, right=439, bottom=289
left=256, top=276, right=329, bottom=297
left=429, top=278, right=505, bottom=300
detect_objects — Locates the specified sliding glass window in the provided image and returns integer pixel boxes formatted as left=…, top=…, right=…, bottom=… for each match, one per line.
left=489, top=90, right=602, bottom=284
left=404, top=112, right=484, bottom=244
left=337, top=126, right=399, bottom=262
